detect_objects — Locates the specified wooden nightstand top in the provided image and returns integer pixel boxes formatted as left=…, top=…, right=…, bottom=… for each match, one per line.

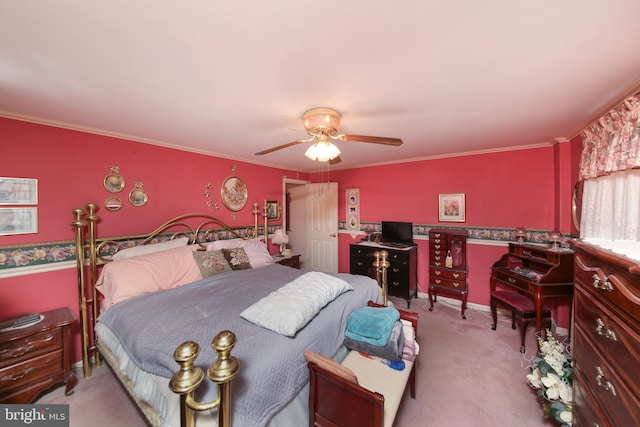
left=0, top=307, right=76, bottom=342
left=273, top=254, right=301, bottom=269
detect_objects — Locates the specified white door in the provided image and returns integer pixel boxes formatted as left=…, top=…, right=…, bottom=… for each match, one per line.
left=306, top=182, right=338, bottom=272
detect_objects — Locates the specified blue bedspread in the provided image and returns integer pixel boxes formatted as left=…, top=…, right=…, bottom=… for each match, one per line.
left=97, top=264, right=381, bottom=427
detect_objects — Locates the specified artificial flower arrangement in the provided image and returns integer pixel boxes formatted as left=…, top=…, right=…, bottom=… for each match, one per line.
left=526, top=330, right=573, bottom=426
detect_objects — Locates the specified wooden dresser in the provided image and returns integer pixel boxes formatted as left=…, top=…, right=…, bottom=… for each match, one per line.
left=572, top=241, right=640, bottom=427
left=0, top=307, right=77, bottom=403
left=350, top=242, right=418, bottom=308
left=427, top=229, right=468, bottom=319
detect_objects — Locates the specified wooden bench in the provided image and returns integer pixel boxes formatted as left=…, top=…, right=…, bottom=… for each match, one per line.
left=490, top=289, right=552, bottom=353
left=307, top=301, right=419, bottom=427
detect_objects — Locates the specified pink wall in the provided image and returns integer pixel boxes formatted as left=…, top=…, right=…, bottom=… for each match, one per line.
left=321, top=146, right=574, bottom=326
left=1, top=116, right=580, bottom=363
left=0, top=118, right=303, bottom=361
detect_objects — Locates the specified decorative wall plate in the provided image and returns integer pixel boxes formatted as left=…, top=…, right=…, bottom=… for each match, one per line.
left=104, top=197, right=123, bottom=212
left=104, top=167, right=125, bottom=193
left=129, top=182, right=148, bottom=207
left=220, top=176, right=248, bottom=211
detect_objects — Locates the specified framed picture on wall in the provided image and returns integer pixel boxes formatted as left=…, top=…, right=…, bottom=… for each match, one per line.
left=265, top=200, right=280, bottom=220
left=438, top=193, right=466, bottom=222
left=0, top=177, right=38, bottom=205
left=0, top=207, right=38, bottom=236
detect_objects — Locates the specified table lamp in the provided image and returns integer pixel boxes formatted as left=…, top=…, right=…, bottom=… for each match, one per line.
left=272, top=228, right=289, bottom=256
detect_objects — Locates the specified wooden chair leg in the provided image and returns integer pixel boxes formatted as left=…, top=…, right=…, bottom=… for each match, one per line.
left=511, top=311, right=516, bottom=330
left=519, top=317, right=529, bottom=353
left=490, top=299, right=498, bottom=330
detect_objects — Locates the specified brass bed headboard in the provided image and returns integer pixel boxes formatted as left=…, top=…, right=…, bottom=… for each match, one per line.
left=71, top=202, right=264, bottom=378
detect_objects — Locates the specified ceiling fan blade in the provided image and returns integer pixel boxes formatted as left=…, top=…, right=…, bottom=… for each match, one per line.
left=255, top=140, right=306, bottom=156
left=339, top=134, right=403, bottom=146
left=329, top=155, right=342, bottom=165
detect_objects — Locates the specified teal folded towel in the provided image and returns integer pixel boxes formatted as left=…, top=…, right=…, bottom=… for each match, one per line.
left=345, top=305, right=400, bottom=346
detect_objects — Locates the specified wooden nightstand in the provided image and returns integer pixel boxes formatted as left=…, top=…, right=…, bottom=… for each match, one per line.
left=274, top=254, right=301, bottom=269
left=0, top=307, right=78, bottom=403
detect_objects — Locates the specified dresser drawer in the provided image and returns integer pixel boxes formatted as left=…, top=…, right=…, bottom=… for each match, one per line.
left=430, top=267, right=466, bottom=281
left=574, top=251, right=640, bottom=320
left=491, top=269, right=531, bottom=293
left=0, top=328, right=62, bottom=368
left=573, top=368, right=611, bottom=427
left=0, top=350, right=62, bottom=395
left=574, top=287, right=640, bottom=398
left=574, top=326, right=640, bottom=427
left=429, top=276, right=467, bottom=292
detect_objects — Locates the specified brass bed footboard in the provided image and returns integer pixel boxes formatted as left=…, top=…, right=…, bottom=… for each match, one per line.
left=170, top=331, right=240, bottom=427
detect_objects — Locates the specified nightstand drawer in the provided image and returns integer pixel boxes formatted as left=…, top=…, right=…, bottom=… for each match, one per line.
left=0, top=350, right=62, bottom=395
left=0, top=329, right=62, bottom=368
left=429, top=277, right=467, bottom=291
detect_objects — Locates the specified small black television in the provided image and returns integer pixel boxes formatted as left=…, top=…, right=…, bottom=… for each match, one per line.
left=381, top=221, right=413, bottom=245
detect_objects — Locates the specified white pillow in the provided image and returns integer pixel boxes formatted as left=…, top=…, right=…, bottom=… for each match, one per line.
left=240, top=272, right=353, bottom=337
left=206, top=238, right=274, bottom=268
left=112, top=237, right=189, bottom=260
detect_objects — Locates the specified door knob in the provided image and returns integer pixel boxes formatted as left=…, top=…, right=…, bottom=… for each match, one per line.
left=329, top=234, right=337, bottom=237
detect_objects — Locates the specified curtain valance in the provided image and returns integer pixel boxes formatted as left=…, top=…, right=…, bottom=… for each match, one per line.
left=579, top=94, right=640, bottom=180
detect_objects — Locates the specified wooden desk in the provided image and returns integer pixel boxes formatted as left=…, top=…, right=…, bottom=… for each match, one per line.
left=490, top=243, right=574, bottom=347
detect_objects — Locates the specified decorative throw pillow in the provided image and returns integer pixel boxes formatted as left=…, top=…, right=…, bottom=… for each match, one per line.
left=192, top=250, right=232, bottom=278
left=222, top=247, right=252, bottom=270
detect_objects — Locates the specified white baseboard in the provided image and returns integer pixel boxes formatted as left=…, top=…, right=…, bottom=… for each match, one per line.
left=414, top=291, right=569, bottom=336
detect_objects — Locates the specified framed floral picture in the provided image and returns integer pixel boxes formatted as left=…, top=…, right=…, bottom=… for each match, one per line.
left=220, top=176, right=248, bottom=211
left=438, top=193, right=466, bottom=222
left=0, top=207, right=38, bottom=235
left=265, top=200, right=280, bottom=220
left=0, top=177, right=38, bottom=205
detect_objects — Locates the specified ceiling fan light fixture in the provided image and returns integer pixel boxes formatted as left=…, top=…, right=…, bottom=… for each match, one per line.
left=304, top=139, right=341, bottom=162
left=303, top=107, right=341, bottom=135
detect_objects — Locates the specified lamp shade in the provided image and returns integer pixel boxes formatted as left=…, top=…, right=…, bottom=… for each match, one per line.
left=304, top=138, right=341, bottom=162
left=272, top=228, right=289, bottom=245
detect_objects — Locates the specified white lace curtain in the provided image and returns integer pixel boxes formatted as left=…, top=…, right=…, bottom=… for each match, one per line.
left=581, top=169, right=640, bottom=241
left=579, top=93, right=640, bottom=258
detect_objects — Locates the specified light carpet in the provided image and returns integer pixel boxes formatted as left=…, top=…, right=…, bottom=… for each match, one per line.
left=36, top=296, right=558, bottom=426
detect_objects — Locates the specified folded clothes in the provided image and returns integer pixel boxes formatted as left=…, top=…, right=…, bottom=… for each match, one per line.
left=344, top=320, right=405, bottom=361
left=401, top=319, right=416, bottom=361
left=345, top=305, right=400, bottom=346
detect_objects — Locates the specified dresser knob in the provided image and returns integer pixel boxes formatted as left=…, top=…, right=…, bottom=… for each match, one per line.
left=508, top=277, right=516, bottom=284
left=1, top=367, right=35, bottom=382
left=592, top=274, right=613, bottom=291
left=435, top=271, right=441, bottom=275
left=453, top=273, right=460, bottom=278
left=595, top=366, right=617, bottom=397
left=0, top=344, right=37, bottom=360
left=595, top=317, right=617, bottom=341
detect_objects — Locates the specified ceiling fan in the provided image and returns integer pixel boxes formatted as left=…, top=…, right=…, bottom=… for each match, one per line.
left=254, top=107, right=403, bottom=163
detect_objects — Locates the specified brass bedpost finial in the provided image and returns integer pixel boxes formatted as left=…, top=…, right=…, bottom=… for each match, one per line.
left=170, top=332, right=240, bottom=427
left=373, top=250, right=390, bottom=306
left=209, top=331, right=240, bottom=427
left=169, top=341, right=205, bottom=395
left=208, top=330, right=240, bottom=383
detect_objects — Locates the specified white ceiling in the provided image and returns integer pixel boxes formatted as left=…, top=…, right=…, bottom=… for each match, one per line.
left=1, top=1, right=640, bottom=173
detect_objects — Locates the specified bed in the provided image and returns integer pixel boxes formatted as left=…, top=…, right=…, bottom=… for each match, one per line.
left=71, top=203, right=388, bottom=427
